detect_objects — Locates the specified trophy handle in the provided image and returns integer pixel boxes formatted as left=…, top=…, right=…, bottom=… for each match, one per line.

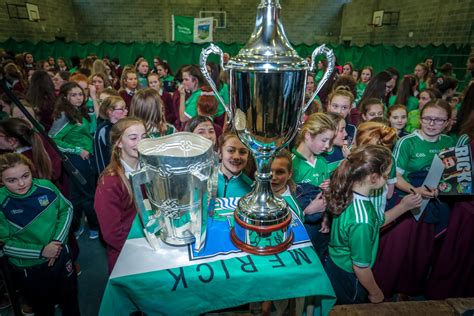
left=200, top=44, right=233, bottom=121
left=303, top=44, right=336, bottom=113
left=129, top=167, right=161, bottom=251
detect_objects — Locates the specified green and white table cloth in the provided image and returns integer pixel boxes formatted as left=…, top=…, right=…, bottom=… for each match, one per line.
left=99, top=198, right=336, bottom=315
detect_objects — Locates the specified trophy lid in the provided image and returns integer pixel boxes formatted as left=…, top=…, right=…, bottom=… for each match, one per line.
left=226, top=0, right=307, bottom=72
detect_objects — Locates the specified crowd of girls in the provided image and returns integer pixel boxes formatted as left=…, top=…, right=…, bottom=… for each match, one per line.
left=0, top=50, right=473, bottom=314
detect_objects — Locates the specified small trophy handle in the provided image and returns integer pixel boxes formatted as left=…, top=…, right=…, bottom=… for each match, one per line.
left=303, top=44, right=336, bottom=113
left=199, top=44, right=233, bottom=121
left=129, top=167, right=161, bottom=251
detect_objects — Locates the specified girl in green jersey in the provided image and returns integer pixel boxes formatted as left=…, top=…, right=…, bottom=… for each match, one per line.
left=324, top=145, right=421, bottom=304
left=217, top=133, right=252, bottom=198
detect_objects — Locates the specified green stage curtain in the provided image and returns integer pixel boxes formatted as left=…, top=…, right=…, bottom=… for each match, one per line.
left=1, top=39, right=470, bottom=80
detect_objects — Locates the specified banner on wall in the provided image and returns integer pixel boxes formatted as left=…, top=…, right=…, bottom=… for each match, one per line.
left=172, top=15, right=213, bottom=43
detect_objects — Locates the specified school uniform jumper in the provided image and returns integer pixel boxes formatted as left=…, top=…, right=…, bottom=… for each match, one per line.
left=95, top=175, right=137, bottom=273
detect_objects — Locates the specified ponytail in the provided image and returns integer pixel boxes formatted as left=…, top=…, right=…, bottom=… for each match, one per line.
left=325, top=145, right=392, bottom=215
left=29, top=132, right=53, bottom=179
left=325, top=158, right=355, bottom=215
left=0, top=118, right=52, bottom=180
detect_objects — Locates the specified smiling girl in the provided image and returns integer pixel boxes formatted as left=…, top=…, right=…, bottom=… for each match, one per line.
left=388, top=104, right=409, bottom=137
left=95, top=118, right=147, bottom=273
left=217, top=133, right=252, bottom=198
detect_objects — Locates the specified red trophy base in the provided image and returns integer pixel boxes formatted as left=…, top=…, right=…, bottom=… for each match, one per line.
left=230, top=211, right=294, bottom=255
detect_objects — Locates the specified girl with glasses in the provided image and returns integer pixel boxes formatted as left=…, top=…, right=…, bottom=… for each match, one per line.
left=94, top=96, right=128, bottom=175
left=375, top=99, right=455, bottom=299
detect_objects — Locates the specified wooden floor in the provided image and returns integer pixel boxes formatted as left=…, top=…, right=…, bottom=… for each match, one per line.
left=330, top=298, right=474, bottom=316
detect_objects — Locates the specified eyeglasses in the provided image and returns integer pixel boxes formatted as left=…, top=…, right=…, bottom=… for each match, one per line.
left=113, top=107, right=127, bottom=112
left=420, top=116, right=447, bottom=125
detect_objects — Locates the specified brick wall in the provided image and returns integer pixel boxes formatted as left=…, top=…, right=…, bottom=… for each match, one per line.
left=0, top=0, right=471, bottom=48
left=0, top=0, right=345, bottom=44
left=72, top=0, right=344, bottom=44
left=0, top=0, right=77, bottom=42
left=340, top=0, right=473, bottom=46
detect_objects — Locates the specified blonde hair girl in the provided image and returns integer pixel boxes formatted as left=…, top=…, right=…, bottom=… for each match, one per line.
left=129, top=88, right=176, bottom=138
left=95, top=118, right=147, bottom=273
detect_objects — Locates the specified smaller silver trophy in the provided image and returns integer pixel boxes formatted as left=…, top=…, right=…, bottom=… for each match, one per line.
left=200, top=0, right=335, bottom=255
left=130, top=132, right=217, bottom=251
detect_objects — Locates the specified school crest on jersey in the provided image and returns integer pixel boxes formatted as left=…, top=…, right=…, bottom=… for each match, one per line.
left=38, top=195, right=50, bottom=207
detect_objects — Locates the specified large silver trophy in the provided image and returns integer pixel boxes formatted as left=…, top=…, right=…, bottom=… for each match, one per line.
left=130, top=133, right=217, bottom=251
left=200, top=0, right=334, bottom=254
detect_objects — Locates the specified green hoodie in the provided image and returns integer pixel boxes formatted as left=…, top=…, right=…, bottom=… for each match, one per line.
left=49, top=112, right=93, bottom=155
left=0, top=179, right=72, bottom=267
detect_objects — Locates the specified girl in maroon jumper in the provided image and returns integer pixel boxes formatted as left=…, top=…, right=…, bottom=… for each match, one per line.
left=94, top=117, right=147, bottom=273
left=118, top=68, right=138, bottom=110
left=147, top=72, right=176, bottom=126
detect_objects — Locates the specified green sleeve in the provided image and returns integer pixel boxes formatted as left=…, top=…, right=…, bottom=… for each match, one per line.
left=315, top=70, right=324, bottom=82
left=49, top=128, right=82, bottom=155
left=184, top=91, right=200, bottom=119
left=219, top=83, right=229, bottom=106
left=388, top=95, right=396, bottom=107
left=406, top=96, right=419, bottom=112
left=405, top=110, right=420, bottom=133
left=388, top=156, right=397, bottom=184
left=0, top=212, right=43, bottom=259
left=348, top=223, right=374, bottom=268
left=418, top=81, right=427, bottom=92
left=52, top=189, right=73, bottom=243
left=284, top=195, right=304, bottom=223
left=393, top=138, right=411, bottom=175
left=216, top=84, right=229, bottom=117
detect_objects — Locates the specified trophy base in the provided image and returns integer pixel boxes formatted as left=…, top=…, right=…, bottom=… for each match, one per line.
left=230, top=211, right=293, bottom=255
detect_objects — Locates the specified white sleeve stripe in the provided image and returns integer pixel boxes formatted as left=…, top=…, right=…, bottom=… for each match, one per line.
left=355, top=199, right=369, bottom=224
left=354, top=200, right=360, bottom=223
left=4, top=246, right=41, bottom=258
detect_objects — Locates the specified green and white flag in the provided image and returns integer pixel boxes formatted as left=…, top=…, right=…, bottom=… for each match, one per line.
left=172, top=15, right=213, bottom=43
left=99, top=198, right=336, bottom=315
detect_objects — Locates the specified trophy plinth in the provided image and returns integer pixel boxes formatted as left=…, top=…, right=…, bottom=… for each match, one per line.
left=200, top=0, right=335, bottom=255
